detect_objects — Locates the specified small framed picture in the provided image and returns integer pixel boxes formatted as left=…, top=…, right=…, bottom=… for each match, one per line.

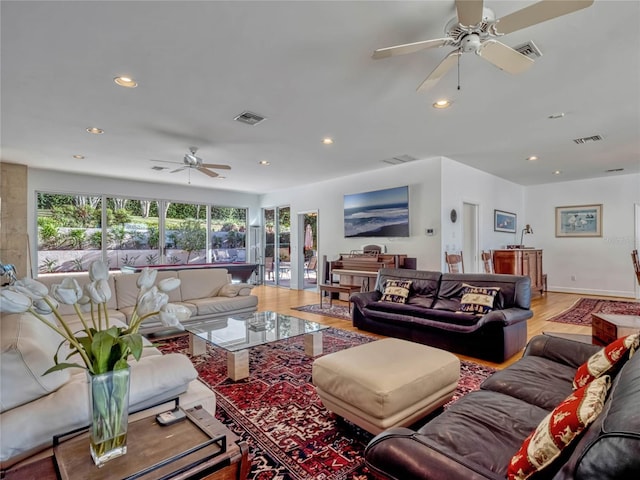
left=555, top=204, right=602, bottom=237
left=494, top=210, right=517, bottom=233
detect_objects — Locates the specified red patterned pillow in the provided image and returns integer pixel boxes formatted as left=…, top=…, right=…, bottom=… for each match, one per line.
left=573, top=333, right=639, bottom=389
left=508, top=375, right=611, bottom=480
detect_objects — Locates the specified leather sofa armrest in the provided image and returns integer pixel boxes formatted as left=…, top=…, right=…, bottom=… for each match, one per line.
left=350, top=291, right=380, bottom=308
left=478, top=307, right=533, bottom=326
left=523, top=334, right=601, bottom=368
left=365, top=428, right=498, bottom=480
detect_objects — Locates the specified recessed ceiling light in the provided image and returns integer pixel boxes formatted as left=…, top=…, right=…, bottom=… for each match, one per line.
left=548, top=112, right=565, bottom=119
left=72, top=155, right=85, bottom=159
left=86, top=127, right=104, bottom=134
left=216, top=175, right=226, bottom=179
left=553, top=170, right=562, bottom=175
left=258, top=160, right=271, bottom=166
left=526, top=155, right=538, bottom=161
left=432, top=99, right=452, bottom=109
left=114, top=76, right=137, bottom=88
left=322, top=137, right=334, bottom=145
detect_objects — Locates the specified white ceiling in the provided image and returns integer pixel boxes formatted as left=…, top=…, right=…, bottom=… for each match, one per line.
left=1, top=1, right=639, bottom=194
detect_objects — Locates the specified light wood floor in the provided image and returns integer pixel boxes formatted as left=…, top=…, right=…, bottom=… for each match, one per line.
left=254, top=285, right=637, bottom=369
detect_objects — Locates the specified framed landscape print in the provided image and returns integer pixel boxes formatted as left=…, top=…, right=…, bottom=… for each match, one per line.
left=494, top=210, right=517, bottom=233
left=555, top=204, right=602, bottom=237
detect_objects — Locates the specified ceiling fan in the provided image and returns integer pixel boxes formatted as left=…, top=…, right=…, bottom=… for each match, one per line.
left=152, top=147, right=231, bottom=179
left=372, top=0, right=594, bottom=92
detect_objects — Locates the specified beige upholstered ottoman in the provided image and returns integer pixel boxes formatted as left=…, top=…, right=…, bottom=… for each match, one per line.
left=312, top=338, right=460, bottom=434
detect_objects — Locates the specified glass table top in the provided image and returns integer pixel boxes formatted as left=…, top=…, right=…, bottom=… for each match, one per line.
left=185, top=311, right=330, bottom=352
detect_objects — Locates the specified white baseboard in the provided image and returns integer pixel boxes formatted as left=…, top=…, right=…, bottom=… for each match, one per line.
left=547, top=286, right=636, bottom=299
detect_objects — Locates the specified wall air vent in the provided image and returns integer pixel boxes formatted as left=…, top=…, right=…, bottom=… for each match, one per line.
left=382, top=154, right=418, bottom=165
left=573, top=135, right=603, bottom=144
left=234, top=111, right=266, bottom=126
left=151, top=166, right=167, bottom=171
left=514, top=41, right=542, bottom=58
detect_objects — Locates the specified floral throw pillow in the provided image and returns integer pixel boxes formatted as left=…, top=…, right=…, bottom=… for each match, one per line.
left=573, top=333, right=639, bottom=389
left=508, top=375, right=611, bottom=480
left=380, top=280, right=412, bottom=304
left=459, top=284, right=500, bottom=315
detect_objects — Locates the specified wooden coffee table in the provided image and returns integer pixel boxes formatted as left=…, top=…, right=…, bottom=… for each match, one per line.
left=592, top=313, right=640, bottom=346
left=3, top=405, right=249, bottom=480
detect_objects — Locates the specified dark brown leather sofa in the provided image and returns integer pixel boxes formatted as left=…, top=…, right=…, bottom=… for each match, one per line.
left=364, top=334, right=640, bottom=479
left=350, top=268, right=532, bottom=362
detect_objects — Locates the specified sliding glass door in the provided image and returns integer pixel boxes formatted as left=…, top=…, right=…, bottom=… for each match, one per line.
left=263, top=206, right=290, bottom=287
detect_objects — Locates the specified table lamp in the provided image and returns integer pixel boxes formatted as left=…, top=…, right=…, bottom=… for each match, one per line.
left=520, top=224, right=534, bottom=247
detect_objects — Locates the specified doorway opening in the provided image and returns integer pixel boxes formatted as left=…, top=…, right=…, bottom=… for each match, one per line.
left=299, top=211, right=318, bottom=290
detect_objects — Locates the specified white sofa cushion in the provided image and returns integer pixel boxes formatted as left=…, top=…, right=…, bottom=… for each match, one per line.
left=178, top=269, right=230, bottom=300
left=219, top=283, right=254, bottom=297
left=188, top=295, right=258, bottom=317
left=114, top=271, right=183, bottom=310
left=0, top=313, right=70, bottom=413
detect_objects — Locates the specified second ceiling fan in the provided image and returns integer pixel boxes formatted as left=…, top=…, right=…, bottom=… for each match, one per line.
left=154, top=147, right=231, bottom=179
left=372, top=0, right=594, bottom=92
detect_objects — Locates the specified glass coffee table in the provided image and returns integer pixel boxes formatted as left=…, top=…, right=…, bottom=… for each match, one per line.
left=185, top=311, right=330, bottom=381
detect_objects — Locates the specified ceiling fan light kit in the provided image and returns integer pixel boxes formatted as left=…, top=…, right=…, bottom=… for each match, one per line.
left=373, top=0, right=594, bottom=92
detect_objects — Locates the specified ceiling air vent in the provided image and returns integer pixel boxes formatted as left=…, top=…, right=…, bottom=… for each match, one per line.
left=234, top=111, right=266, bottom=126
left=605, top=168, right=624, bottom=173
left=514, top=41, right=542, bottom=59
left=382, top=154, right=418, bottom=165
left=151, top=166, right=167, bottom=171
left=573, top=135, right=603, bottom=144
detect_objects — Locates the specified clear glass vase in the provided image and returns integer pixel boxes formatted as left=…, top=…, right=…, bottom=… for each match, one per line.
left=88, top=367, right=130, bottom=467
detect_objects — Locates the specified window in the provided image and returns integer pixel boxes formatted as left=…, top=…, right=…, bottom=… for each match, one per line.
left=36, top=192, right=248, bottom=272
left=210, top=207, right=247, bottom=263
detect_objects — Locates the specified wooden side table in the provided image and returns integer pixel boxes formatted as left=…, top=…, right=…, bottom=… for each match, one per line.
left=3, top=405, right=249, bottom=480
left=592, top=313, right=640, bottom=346
left=318, top=283, right=361, bottom=312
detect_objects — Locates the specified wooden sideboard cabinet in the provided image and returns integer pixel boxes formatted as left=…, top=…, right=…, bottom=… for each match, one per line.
left=493, top=249, right=544, bottom=295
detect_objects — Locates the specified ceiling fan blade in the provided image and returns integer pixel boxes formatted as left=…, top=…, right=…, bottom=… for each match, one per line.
left=416, top=50, right=461, bottom=92
left=372, top=38, right=452, bottom=59
left=201, top=163, right=231, bottom=170
left=494, top=0, right=594, bottom=35
left=197, top=167, right=219, bottom=178
left=478, top=40, right=534, bottom=74
left=170, top=167, right=186, bottom=173
left=456, top=0, right=484, bottom=27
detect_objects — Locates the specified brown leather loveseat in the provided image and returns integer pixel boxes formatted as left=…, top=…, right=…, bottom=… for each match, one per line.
left=351, top=268, right=532, bottom=362
left=364, top=334, right=640, bottom=479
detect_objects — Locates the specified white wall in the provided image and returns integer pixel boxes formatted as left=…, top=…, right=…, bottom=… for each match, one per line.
left=260, top=156, right=528, bottom=287
left=525, top=174, right=640, bottom=297
left=440, top=158, right=525, bottom=270
left=260, top=158, right=444, bottom=288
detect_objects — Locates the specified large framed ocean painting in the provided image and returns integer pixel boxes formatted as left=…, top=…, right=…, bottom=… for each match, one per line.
left=344, top=186, right=409, bottom=238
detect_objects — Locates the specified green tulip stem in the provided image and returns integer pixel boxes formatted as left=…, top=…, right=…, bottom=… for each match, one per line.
left=73, top=303, right=93, bottom=341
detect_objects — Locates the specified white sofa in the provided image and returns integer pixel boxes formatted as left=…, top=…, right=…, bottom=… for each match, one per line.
left=0, top=311, right=216, bottom=469
left=37, top=267, right=259, bottom=333
left=0, top=267, right=258, bottom=468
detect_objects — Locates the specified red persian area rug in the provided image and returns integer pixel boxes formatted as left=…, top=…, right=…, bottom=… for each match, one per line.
left=156, top=328, right=496, bottom=480
left=291, top=304, right=351, bottom=321
left=548, top=298, right=640, bottom=326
